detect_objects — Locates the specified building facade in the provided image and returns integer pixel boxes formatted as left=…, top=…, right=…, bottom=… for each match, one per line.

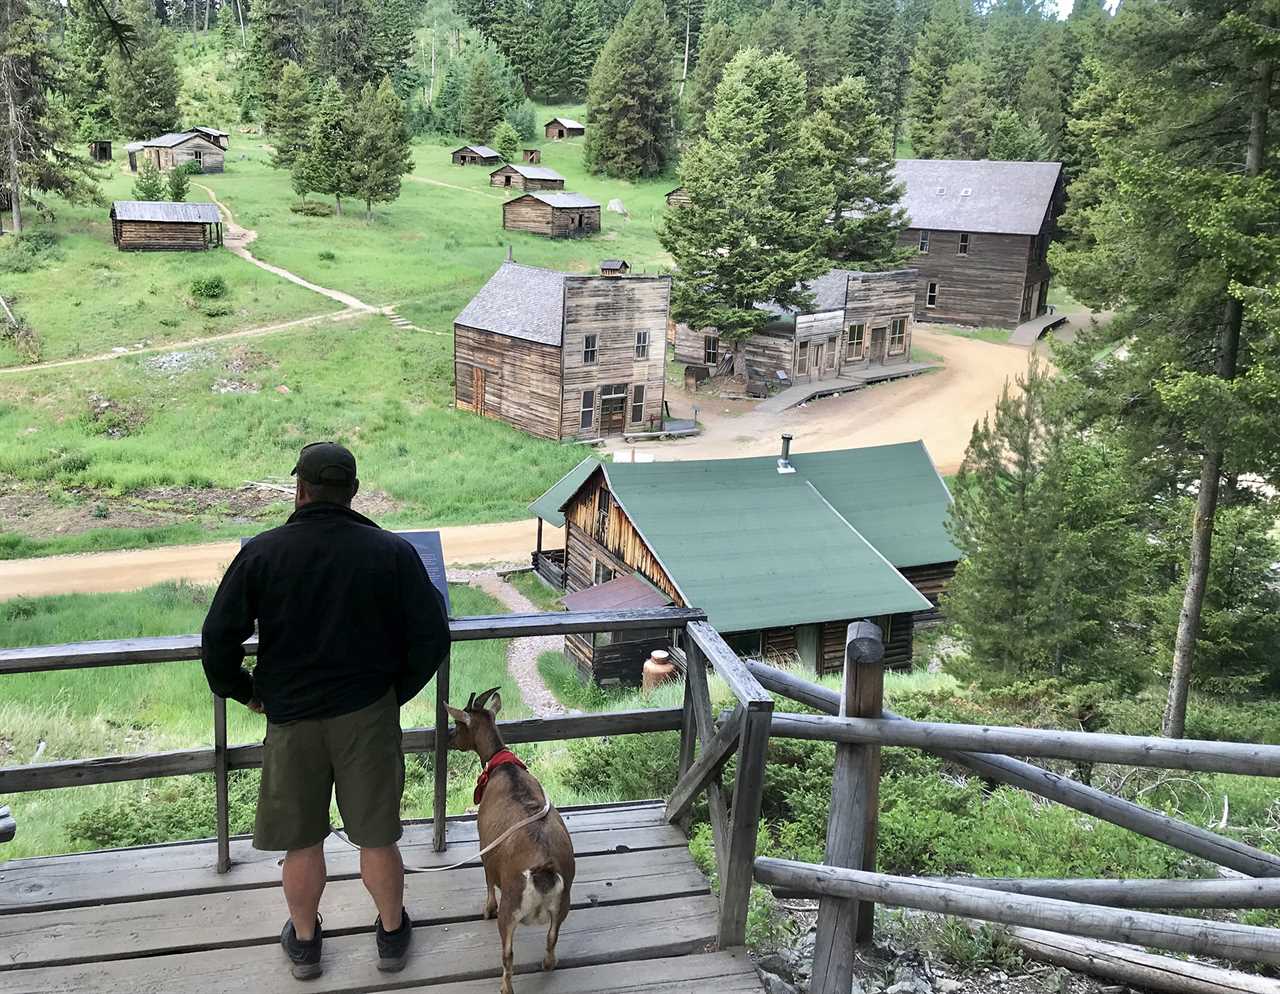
left=502, top=193, right=601, bottom=237
left=489, top=164, right=566, bottom=192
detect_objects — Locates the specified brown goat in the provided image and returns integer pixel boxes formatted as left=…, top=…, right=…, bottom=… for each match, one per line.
left=446, top=687, right=575, bottom=994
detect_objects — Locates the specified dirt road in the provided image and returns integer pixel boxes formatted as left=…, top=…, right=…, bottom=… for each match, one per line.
left=0, top=520, right=563, bottom=600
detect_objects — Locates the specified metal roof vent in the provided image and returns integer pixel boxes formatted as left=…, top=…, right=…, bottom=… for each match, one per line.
left=960, top=187, right=972, bottom=197
left=935, top=186, right=946, bottom=195
left=777, top=433, right=796, bottom=474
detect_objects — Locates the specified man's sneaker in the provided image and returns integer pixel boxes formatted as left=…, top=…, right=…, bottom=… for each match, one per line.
left=281, top=916, right=323, bottom=980
left=375, top=907, right=413, bottom=972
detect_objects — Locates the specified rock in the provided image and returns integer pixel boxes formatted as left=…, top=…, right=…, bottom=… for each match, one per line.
left=275, top=384, right=291, bottom=394
left=756, top=952, right=792, bottom=979
left=936, top=979, right=963, bottom=994
left=851, top=978, right=868, bottom=994
left=606, top=198, right=629, bottom=217
left=758, top=969, right=799, bottom=994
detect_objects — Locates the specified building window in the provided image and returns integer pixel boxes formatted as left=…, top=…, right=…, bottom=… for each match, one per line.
left=926, top=283, right=939, bottom=308
left=580, top=390, right=595, bottom=430
left=703, top=335, right=719, bottom=366
left=193, top=150, right=203, bottom=166
left=847, top=323, right=865, bottom=359
left=631, top=384, right=646, bottom=423
left=889, top=317, right=906, bottom=355
left=593, top=559, right=615, bottom=585
left=918, top=230, right=930, bottom=254
left=797, top=340, right=809, bottom=374
left=595, top=489, right=611, bottom=541
left=958, top=232, right=970, bottom=256
left=826, top=336, right=837, bottom=368
left=635, top=329, right=649, bottom=359
left=583, top=334, right=597, bottom=365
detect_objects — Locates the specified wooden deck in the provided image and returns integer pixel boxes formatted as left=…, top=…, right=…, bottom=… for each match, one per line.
left=0, top=800, right=763, bottom=994
left=1009, top=311, right=1068, bottom=347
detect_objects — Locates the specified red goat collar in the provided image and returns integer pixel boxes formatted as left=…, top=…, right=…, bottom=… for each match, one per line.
left=474, top=749, right=527, bottom=805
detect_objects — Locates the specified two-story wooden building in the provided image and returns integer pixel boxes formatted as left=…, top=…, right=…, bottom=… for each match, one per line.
left=530, top=439, right=959, bottom=685
left=893, top=159, right=1064, bottom=328
left=453, top=261, right=670, bottom=440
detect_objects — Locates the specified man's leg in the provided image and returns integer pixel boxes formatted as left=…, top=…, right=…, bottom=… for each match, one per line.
left=360, top=844, right=404, bottom=930
left=283, top=843, right=328, bottom=939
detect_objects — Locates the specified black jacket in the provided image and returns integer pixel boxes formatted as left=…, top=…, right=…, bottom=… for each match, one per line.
left=201, top=503, right=451, bottom=723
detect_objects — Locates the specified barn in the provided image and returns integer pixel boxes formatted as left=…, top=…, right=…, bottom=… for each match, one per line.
left=502, top=192, right=600, bottom=237
left=529, top=439, right=959, bottom=685
left=544, top=117, right=585, bottom=139
left=453, top=260, right=670, bottom=441
left=451, top=144, right=502, bottom=166
left=133, top=132, right=226, bottom=173
left=489, top=163, right=566, bottom=192
left=110, top=201, right=224, bottom=252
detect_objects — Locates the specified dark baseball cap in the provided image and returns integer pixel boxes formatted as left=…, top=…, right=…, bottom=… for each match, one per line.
left=291, top=442, right=357, bottom=485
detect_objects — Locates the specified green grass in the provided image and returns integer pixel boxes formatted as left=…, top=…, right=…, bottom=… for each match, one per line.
left=507, top=570, right=564, bottom=612
left=910, top=344, right=945, bottom=365
left=935, top=325, right=1012, bottom=345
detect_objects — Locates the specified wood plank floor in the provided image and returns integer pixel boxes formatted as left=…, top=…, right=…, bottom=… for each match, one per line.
left=0, top=801, right=764, bottom=994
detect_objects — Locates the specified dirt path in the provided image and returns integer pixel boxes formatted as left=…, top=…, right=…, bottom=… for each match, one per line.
left=195, top=184, right=378, bottom=313
left=406, top=175, right=504, bottom=199
left=451, top=570, right=567, bottom=717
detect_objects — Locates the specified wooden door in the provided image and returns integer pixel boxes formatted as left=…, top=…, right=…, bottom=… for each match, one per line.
left=601, top=395, right=626, bottom=434
left=870, top=326, right=887, bottom=364
left=473, top=367, right=487, bottom=417
left=812, top=341, right=824, bottom=378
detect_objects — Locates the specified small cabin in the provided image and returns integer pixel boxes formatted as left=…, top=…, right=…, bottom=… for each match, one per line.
left=489, top=163, right=566, bottom=192
left=0, top=186, right=12, bottom=212
left=88, top=140, right=113, bottom=162
left=522, top=148, right=542, bottom=164
left=188, top=126, right=230, bottom=150
left=110, top=201, right=224, bottom=252
left=544, top=117, right=585, bottom=140
left=503, top=192, right=600, bottom=238
left=137, top=133, right=225, bottom=173
left=451, top=144, right=502, bottom=167
left=600, top=259, right=630, bottom=277
left=665, top=187, right=691, bottom=208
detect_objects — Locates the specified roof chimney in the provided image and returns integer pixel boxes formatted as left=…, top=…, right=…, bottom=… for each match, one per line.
left=777, top=433, right=795, bottom=474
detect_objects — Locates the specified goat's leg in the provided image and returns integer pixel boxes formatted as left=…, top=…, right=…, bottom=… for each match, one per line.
left=543, top=889, right=570, bottom=972
left=482, top=860, right=498, bottom=920
left=497, top=887, right=518, bottom=994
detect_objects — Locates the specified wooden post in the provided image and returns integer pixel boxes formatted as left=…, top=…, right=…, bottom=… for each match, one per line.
left=535, top=518, right=543, bottom=559
left=683, top=638, right=729, bottom=886
left=811, top=622, right=884, bottom=994
left=718, top=704, right=772, bottom=948
left=213, top=695, right=230, bottom=874
left=432, top=650, right=451, bottom=852
left=675, top=673, right=698, bottom=834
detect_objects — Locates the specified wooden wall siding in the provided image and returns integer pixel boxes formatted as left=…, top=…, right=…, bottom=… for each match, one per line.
left=489, top=167, right=564, bottom=192
left=559, top=277, right=670, bottom=439
left=564, top=628, right=669, bottom=686
left=744, top=330, right=795, bottom=383
left=814, top=613, right=913, bottom=674
left=503, top=199, right=601, bottom=237
left=665, top=188, right=691, bottom=208
left=452, top=323, right=563, bottom=440
left=898, top=229, right=1034, bottom=328
left=523, top=149, right=541, bottom=163
left=844, top=270, right=917, bottom=369
left=763, top=627, right=798, bottom=661
left=546, top=123, right=585, bottom=139
left=563, top=478, right=683, bottom=603
left=900, top=561, right=957, bottom=628
left=453, top=151, right=500, bottom=166
left=149, top=137, right=225, bottom=173
left=113, top=220, right=210, bottom=251
left=673, top=322, right=715, bottom=366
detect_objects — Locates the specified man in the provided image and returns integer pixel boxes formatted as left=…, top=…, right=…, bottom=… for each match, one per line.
left=202, top=442, right=450, bottom=981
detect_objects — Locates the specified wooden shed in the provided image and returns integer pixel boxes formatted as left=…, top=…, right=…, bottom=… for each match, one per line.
left=110, top=201, right=223, bottom=252
left=489, top=163, right=566, bottom=192
left=188, top=126, right=230, bottom=150
left=665, top=187, right=691, bottom=208
left=503, top=192, right=600, bottom=238
left=139, top=133, right=225, bottom=173
left=522, top=148, right=542, bottom=163
left=0, top=185, right=11, bottom=212
left=544, top=117, right=585, bottom=139
left=600, top=259, right=630, bottom=277
left=451, top=144, right=502, bottom=166
left=88, top=140, right=112, bottom=162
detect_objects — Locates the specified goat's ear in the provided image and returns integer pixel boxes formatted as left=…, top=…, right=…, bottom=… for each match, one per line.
left=445, top=704, right=471, bottom=725
left=487, top=691, right=503, bottom=716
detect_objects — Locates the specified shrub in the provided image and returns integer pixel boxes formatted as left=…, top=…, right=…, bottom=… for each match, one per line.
left=562, top=730, right=680, bottom=800
left=202, top=303, right=234, bottom=317
left=190, top=275, right=227, bottom=299
left=318, top=249, right=336, bottom=261
left=290, top=200, right=332, bottom=217
left=0, top=230, right=60, bottom=274
left=68, top=772, right=260, bottom=848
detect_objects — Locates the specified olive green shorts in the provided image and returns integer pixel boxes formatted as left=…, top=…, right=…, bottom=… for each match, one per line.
left=253, top=689, right=405, bottom=852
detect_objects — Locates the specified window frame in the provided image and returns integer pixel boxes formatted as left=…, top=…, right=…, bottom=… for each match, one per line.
left=630, top=384, right=646, bottom=424
left=926, top=282, right=939, bottom=308
left=918, top=230, right=930, bottom=254
left=847, top=323, right=866, bottom=359
left=593, top=559, right=615, bottom=586
left=703, top=334, right=719, bottom=366
left=582, top=334, right=598, bottom=365
left=580, top=389, right=595, bottom=430
left=888, top=317, right=907, bottom=355
left=635, top=329, right=649, bottom=359
left=595, top=489, right=611, bottom=541
left=797, top=340, right=809, bottom=374
left=958, top=232, right=970, bottom=256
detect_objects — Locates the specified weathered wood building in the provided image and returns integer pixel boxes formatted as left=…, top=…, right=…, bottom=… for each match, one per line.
left=502, top=192, right=600, bottom=237
left=453, top=261, right=670, bottom=441
left=110, top=201, right=224, bottom=251
left=665, top=187, right=691, bottom=208
left=529, top=440, right=958, bottom=684
left=893, top=159, right=1065, bottom=329
left=131, top=132, right=226, bottom=173
left=88, top=140, right=112, bottom=162
left=188, top=126, right=230, bottom=149
left=544, top=116, right=585, bottom=139
left=451, top=144, right=502, bottom=166
left=673, top=268, right=917, bottom=385
left=522, top=148, right=542, bottom=163
left=489, top=163, right=566, bottom=191
left=600, top=259, right=630, bottom=277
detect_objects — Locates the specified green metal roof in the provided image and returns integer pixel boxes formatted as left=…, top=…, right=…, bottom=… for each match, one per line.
left=529, top=458, right=599, bottom=528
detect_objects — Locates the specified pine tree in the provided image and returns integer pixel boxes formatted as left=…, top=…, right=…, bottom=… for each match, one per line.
left=492, top=119, right=520, bottom=160
left=431, top=58, right=467, bottom=135
left=745, top=0, right=801, bottom=55
left=462, top=55, right=505, bottom=141
left=106, top=0, right=180, bottom=138
left=660, top=48, right=831, bottom=376
left=534, top=0, right=577, bottom=101
left=369, top=0, right=417, bottom=97
left=803, top=76, right=909, bottom=267
left=905, top=0, right=971, bottom=157
left=932, top=60, right=991, bottom=159
left=268, top=61, right=313, bottom=168
left=302, top=77, right=355, bottom=214
left=61, top=4, right=115, bottom=139
left=681, top=20, right=737, bottom=140
left=582, top=0, right=676, bottom=178
left=218, top=3, right=239, bottom=51
left=166, top=164, right=191, bottom=202
left=987, top=107, right=1049, bottom=160
left=348, top=78, right=413, bottom=220
left=568, top=0, right=607, bottom=98
left=132, top=159, right=166, bottom=200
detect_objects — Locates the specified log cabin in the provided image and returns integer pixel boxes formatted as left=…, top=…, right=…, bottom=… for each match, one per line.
left=529, top=439, right=959, bottom=685
left=135, top=132, right=226, bottom=173
left=892, top=159, right=1065, bottom=329
left=188, top=126, right=230, bottom=149
left=489, top=163, right=566, bottom=191
left=665, top=186, right=691, bottom=208
left=522, top=148, right=542, bottom=163
left=451, top=144, right=503, bottom=166
left=544, top=116, right=585, bottom=139
left=453, top=261, right=669, bottom=441
left=502, top=192, right=601, bottom=237
left=110, top=201, right=224, bottom=251
left=673, top=268, right=917, bottom=386
left=600, top=259, right=630, bottom=277
left=88, top=140, right=112, bottom=162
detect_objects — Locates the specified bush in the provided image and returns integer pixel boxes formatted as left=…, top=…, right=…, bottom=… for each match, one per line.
left=202, top=303, right=234, bottom=317
left=318, top=249, right=336, bottom=261
left=562, top=730, right=680, bottom=800
left=0, top=230, right=61, bottom=274
left=68, top=772, right=260, bottom=849
left=190, top=275, right=227, bottom=299
left=290, top=200, right=332, bottom=217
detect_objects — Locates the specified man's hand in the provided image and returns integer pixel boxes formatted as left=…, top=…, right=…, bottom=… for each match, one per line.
left=246, top=698, right=264, bottom=714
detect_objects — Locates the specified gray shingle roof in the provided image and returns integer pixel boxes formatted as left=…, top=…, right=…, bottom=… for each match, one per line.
left=523, top=192, right=599, bottom=209
left=893, top=159, right=1062, bottom=235
left=112, top=201, right=221, bottom=223
left=189, top=125, right=229, bottom=137
left=601, top=259, right=628, bottom=269
left=454, top=262, right=569, bottom=345
left=454, top=145, right=501, bottom=158
left=144, top=132, right=206, bottom=148
left=758, top=268, right=855, bottom=316
left=496, top=163, right=565, bottom=181
left=546, top=117, right=584, bottom=130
